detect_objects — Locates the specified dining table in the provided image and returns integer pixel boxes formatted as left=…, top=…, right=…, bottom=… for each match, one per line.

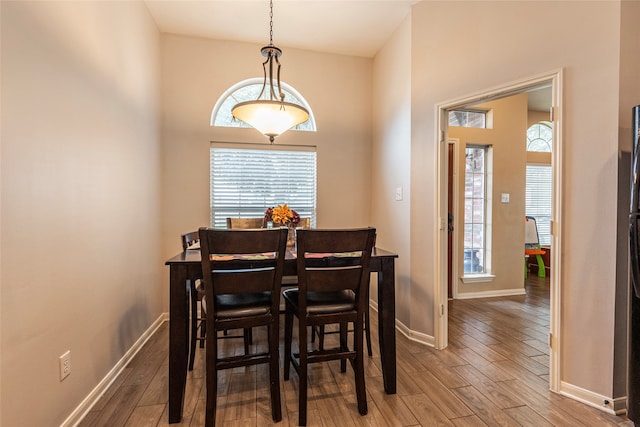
left=165, top=246, right=399, bottom=423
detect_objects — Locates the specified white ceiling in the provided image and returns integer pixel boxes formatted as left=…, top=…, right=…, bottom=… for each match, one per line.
left=144, top=0, right=416, bottom=58
left=144, top=0, right=551, bottom=110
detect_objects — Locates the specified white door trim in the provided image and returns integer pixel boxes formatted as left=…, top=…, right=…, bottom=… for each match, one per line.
left=434, top=69, right=563, bottom=393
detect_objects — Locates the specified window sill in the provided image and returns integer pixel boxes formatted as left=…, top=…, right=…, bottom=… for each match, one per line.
left=461, top=274, right=496, bottom=284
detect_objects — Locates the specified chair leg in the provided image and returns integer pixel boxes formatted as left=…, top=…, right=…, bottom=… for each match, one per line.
left=284, top=309, right=293, bottom=381
left=200, top=306, right=206, bottom=348
left=353, top=316, right=368, bottom=416
left=535, top=254, right=546, bottom=278
left=205, top=323, right=218, bottom=427
left=364, top=307, right=372, bottom=357
left=189, top=281, right=198, bottom=371
left=318, top=326, right=325, bottom=351
left=298, top=319, right=308, bottom=426
left=340, top=321, right=348, bottom=373
left=268, top=323, right=282, bottom=422
left=243, top=328, right=251, bottom=354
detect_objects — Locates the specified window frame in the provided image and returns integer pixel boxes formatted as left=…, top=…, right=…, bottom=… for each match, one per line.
left=525, top=163, right=552, bottom=246
left=449, top=109, right=489, bottom=129
left=209, top=142, right=317, bottom=229
left=462, top=144, right=493, bottom=279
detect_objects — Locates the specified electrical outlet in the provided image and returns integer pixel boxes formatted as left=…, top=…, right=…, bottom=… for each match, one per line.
left=59, top=350, right=71, bottom=381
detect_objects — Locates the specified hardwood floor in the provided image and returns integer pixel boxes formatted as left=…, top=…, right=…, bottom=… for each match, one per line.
left=79, top=276, right=632, bottom=426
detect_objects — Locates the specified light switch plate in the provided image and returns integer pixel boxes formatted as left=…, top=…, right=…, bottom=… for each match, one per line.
left=395, top=187, right=403, bottom=201
left=501, top=193, right=510, bottom=203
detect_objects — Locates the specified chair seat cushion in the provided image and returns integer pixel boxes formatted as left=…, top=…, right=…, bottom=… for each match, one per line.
left=283, top=289, right=355, bottom=314
left=205, top=292, right=271, bottom=318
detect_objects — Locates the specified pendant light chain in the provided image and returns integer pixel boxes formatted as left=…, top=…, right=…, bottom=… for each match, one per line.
left=230, top=0, right=310, bottom=143
left=269, top=0, right=274, bottom=46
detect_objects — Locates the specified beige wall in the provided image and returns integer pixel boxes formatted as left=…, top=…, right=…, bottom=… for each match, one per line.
left=371, top=16, right=412, bottom=327
left=449, top=94, right=528, bottom=295
left=401, top=0, right=625, bottom=402
left=615, top=0, right=640, bottom=399
left=1, top=2, right=162, bottom=425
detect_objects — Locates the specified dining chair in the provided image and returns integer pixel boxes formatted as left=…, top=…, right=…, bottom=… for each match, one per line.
left=226, top=216, right=311, bottom=312
left=182, top=231, right=253, bottom=372
left=283, top=227, right=376, bottom=426
left=226, top=217, right=264, bottom=229
left=313, top=228, right=375, bottom=357
left=199, top=227, right=287, bottom=427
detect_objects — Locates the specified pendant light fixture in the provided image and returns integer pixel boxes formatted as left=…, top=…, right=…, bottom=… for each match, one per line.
left=231, top=0, right=309, bottom=143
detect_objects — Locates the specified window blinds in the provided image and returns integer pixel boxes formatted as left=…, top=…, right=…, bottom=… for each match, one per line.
left=210, top=146, right=317, bottom=228
left=525, top=164, right=552, bottom=246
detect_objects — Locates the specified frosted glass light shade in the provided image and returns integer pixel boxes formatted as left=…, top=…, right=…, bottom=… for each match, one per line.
left=232, top=100, right=309, bottom=141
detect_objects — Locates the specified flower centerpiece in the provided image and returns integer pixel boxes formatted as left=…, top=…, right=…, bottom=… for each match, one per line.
left=264, top=204, right=300, bottom=227
left=264, top=204, right=300, bottom=246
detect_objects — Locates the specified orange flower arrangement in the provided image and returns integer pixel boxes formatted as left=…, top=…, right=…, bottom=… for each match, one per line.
left=264, top=204, right=300, bottom=226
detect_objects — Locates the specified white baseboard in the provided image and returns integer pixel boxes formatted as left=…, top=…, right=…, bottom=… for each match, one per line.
left=455, top=288, right=526, bottom=300
left=369, top=300, right=435, bottom=348
left=60, top=312, right=169, bottom=427
left=560, top=381, right=627, bottom=416
left=395, top=318, right=436, bottom=347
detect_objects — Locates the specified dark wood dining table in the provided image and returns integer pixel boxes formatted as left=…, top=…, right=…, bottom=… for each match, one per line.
left=165, top=247, right=398, bottom=423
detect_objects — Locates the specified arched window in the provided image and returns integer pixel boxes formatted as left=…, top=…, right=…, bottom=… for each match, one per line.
left=526, top=122, right=552, bottom=152
left=211, top=78, right=316, bottom=132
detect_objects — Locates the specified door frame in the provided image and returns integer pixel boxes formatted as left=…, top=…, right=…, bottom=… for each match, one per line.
left=434, top=69, right=563, bottom=393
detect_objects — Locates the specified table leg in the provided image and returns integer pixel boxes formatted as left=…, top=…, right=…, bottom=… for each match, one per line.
left=377, top=257, right=397, bottom=394
left=168, top=265, right=189, bottom=423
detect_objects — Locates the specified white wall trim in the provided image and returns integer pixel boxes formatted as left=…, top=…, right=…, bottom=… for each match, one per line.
left=370, top=301, right=435, bottom=348
left=560, top=381, right=627, bottom=416
left=60, top=313, right=169, bottom=427
left=435, top=68, right=564, bottom=391
left=455, top=288, right=526, bottom=300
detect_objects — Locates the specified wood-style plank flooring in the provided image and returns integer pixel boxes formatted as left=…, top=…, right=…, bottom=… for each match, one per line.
left=79, top=276, right=632, bottom=426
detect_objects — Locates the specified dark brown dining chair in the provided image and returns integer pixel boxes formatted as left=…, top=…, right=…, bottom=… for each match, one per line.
left=314, top=288, right=374, bottom=356
left=283, top=227, right=376, bottom=426
left=182, top=231, right=253, bottom=371
left=181, top=231, right=206, bottom=371
left=199, top=227, right=288, bottom=427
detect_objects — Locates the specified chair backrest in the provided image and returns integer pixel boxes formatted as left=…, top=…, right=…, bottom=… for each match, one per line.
left=295, top=227, right=376, bottom=310
left=181, top=231, right=199, bottom=251
left=226, top=217, right=265, bottom=229
left=296, top=217, right=311, bottom=229
left=525, top=216, right=540, bottom=248
left=198, top=227, right=288, bottom=313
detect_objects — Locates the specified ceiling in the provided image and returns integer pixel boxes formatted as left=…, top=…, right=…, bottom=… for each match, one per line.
left=144, top=0, right=416, bottom=58
left=144, top=0, right=551, bottom=111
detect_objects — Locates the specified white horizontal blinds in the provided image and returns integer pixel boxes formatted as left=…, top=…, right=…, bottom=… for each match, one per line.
left=525, top=164, right=552, bottom=246
left=210, top=145, right=317, bottom=228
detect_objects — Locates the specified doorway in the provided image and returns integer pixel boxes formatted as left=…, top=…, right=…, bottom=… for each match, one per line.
left=436, top=70, right=563, bottom=393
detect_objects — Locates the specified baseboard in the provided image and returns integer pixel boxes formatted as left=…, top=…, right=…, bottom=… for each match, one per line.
left=60, top=312, right=169, bottom=427
left=369, top=300, right=435, bottom=348
left=395, top=318, right=436, bottom=347
left=455, top=288, right=526, bottom=299
left=560, top=380, right=627, bottom=416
